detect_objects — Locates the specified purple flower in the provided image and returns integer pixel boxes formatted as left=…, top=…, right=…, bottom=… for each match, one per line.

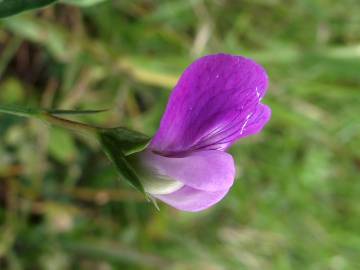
left=138, top=54, right=271, bottom=212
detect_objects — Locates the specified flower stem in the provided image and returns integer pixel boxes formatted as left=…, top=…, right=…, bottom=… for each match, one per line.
left=40, top=113, right=99, bottom=134
left=0, top=104, right=100, bottom=134
left=0, top=104, right=40, bottom=118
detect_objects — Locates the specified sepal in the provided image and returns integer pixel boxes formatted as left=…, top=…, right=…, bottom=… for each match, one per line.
left=98, top=128, right=151, bottom=193
left=98, top=127, right=151, bottom=156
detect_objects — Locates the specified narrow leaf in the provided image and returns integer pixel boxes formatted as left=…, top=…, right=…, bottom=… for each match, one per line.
left=0, top=0, right=58, bottom=18
left=60, top=0, right=107, bottom=7
left=0, top=104, right=41, bottom=118
left=46, top=108, right=108, bottom=115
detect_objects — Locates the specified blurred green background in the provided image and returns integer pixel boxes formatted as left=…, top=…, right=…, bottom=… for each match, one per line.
left=0, top=0, right=360, bottom=269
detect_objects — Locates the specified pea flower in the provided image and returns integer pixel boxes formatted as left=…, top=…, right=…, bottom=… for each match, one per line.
left=137, top=54, right=271, bottom=212
left=0, top=54, right=270, bottom=212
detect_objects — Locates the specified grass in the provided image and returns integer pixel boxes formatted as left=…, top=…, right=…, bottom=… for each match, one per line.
left=0, top=0, right=360, bottom=269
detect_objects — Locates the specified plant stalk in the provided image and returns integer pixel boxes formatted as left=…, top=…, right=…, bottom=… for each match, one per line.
left=40, top=113, right=99, bottom=134
left=0, top=104, right=100, bottom=134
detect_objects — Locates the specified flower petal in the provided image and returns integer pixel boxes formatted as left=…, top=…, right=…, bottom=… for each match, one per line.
left=238, top=103, right=271, bottom=140
left=140, top=150, right=235, bottom=192
left=150, top=53, right=269, bottom=155
left=155, top=185, right=230, bottom=212
left=195, top=103, right=272, bottom=151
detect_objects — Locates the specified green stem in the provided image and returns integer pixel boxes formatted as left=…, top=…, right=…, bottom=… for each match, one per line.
left=0, top=104, right=100, bottom=134
left=0, top=104, right=41, bottom=118
left=40, top=113, right=99, bottom=134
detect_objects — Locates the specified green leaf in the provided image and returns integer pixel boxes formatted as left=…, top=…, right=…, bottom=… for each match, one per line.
left=60, top=0, right=107, bottom=7
left=99, top=132, right=145, bottom=193
left=46, top=108, right=108, bottom=115
left=0, top=104, right=41, bottom=118
left=0, top=104, right=105, bottom=118
left=0, top=0, right=58, bottom=18
left=99, top=127, right=151, bottom=156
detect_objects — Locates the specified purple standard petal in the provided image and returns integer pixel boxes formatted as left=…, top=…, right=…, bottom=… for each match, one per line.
left=194, top=103, right=272, bottom=150
left=154, top=186, right=230, bottom=212
left=150, top=53, right=270, bottom=155
left=141, top=150, right=235, bottom=192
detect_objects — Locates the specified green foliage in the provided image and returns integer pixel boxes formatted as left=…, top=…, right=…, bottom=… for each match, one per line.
left=61, top=0, right=107, bottom=7
left=1, top=0, right=360, bottom=269
left=0, top=104, right=41, bottom=118
left=0, top=0, right=58, bottom=18
left=47, top=108, right=109, bottom=115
